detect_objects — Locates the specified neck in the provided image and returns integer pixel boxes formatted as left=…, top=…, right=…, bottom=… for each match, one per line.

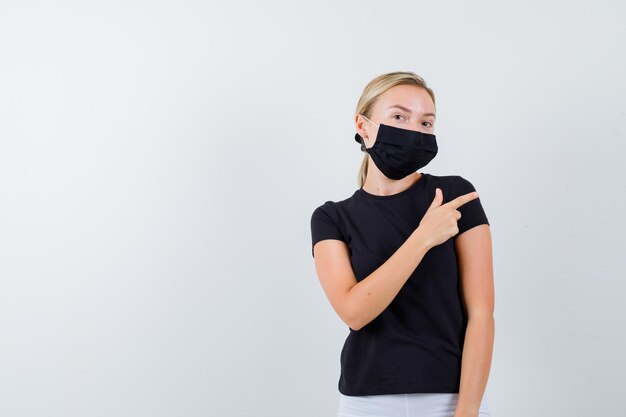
left=362, top=169, right=421, bottom=197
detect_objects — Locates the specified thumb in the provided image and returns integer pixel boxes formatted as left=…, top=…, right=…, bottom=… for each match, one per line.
left=428, top=187, right=443, bottom=210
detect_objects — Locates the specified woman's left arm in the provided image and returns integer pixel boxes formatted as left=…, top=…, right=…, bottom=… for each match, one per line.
left=453, top=224, right=495, bottom=417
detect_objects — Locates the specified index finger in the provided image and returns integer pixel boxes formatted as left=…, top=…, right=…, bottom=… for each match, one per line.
left=445, top=191, right=479, bottom=209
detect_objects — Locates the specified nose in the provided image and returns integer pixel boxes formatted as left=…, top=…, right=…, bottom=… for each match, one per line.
left=409, top=118, right=424, bottom=132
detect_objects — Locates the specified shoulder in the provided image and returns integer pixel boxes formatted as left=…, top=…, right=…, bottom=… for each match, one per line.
left=424, top=172, right=466, bottom=192
left=310, top=190, right=359, bottom=238
left=310, top=190, right=356, bottom=218
left=310, top=199, right=350, bottom=256
left=426, top=173, right=480, bottom=202
left=310, top=198, right=347, bottom=225
left=426, top=173, right=472, bottom=186
left=311, top=200, right=338, bottom=219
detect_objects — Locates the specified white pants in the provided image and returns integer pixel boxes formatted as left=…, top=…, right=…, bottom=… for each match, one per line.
left=337, top=392, right=491, bottom=417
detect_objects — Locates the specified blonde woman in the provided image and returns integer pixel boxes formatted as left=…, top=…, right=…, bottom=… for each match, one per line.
left=310, top=71, right=494, bottom=417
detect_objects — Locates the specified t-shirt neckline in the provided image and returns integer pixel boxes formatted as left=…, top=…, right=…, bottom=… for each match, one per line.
left=356, top=173, right=429, bottom=200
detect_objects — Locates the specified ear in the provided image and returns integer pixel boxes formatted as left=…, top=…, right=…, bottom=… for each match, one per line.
left=354, top=114, right=368, bottom=140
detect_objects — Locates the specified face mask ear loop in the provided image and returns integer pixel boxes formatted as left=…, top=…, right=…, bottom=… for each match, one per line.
left=360, top=115, right=379, bottom=150
left=361, top=115, right=380, bottom=128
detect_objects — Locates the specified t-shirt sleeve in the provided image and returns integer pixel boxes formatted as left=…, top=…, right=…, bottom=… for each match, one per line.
left=452, top=176, right=490, bottom=237
left=310, top=202, right=347, bottom=258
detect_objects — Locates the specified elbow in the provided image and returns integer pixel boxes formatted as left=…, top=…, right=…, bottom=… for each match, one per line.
left=337, top=290, right=369, bottom=331
left=343, top=308, right=367, bottom=331
left=339, top=310, right=363, bottom=331
left=346, top=319, right=363, bottom=332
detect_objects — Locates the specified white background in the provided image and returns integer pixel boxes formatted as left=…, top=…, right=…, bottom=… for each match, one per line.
left=1, top=1, right=625, bottom=416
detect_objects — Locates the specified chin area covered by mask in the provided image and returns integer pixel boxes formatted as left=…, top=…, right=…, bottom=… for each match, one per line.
left=355, top=116, right=438, bottom=180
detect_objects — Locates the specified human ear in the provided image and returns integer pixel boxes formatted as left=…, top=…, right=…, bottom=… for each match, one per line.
left=355, top=114, right=369, bottom=141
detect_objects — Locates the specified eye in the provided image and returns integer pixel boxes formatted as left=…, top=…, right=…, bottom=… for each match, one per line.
left=422, top=121, right=434, bottom=128
left=392, top=114, right=406, bottom=121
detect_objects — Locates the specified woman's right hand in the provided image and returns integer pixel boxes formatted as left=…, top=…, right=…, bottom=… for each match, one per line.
left=417, top=187, right=479, bottom=248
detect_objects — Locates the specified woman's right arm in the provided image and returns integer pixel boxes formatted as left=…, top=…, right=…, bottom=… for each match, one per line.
left=313, top=227, right=432, bottom=331
left=312, top=188, right=478, bottom=331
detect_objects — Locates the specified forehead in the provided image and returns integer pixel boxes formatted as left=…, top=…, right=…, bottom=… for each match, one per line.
left=374, top=84, right=435, bottom=114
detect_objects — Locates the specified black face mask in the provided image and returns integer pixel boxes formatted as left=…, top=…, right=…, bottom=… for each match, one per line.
left=355, top=115, right=438, bottom=180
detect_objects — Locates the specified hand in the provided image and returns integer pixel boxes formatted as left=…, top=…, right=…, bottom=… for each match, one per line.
left=417, top=187, right=479, bottom=248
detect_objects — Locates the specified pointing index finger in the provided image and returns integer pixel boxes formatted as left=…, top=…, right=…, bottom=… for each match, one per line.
left=446, top=191, right=479, bottom=209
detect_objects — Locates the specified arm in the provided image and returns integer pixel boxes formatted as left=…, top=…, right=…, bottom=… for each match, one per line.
left=313, top=227, right=432, bottom=331
left=312, top=188, right=480, bottom=332
left=453, top=224, right=495, bottom=417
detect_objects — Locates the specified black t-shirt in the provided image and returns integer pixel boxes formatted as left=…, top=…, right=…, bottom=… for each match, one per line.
left=310, top=172, right=490, bottom=396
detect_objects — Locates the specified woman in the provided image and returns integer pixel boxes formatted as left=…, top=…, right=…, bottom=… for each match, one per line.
left=310, top=71, right=494, bottom=417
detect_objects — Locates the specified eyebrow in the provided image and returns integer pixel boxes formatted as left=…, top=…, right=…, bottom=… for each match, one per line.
left=388, top=104, right=436, bottom=118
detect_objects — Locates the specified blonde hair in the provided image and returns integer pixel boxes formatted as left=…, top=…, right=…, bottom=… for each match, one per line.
left=355, top=71, right=436, bottom=188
